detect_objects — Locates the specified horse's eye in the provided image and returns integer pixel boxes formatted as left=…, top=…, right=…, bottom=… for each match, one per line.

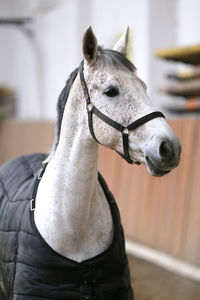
left=104, top=86, right=119, bottom=97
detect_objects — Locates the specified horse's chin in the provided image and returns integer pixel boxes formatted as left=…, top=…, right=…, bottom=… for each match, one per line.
left=145, top=156, right=171, bottom=177
left=147, top=167, right=171, bottom=177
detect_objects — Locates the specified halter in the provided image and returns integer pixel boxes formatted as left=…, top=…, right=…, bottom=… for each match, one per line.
left=79, top=61, right=165, bottom=165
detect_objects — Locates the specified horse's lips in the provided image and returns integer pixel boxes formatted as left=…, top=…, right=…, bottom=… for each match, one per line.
left=145, top=156, right=171, bottom=177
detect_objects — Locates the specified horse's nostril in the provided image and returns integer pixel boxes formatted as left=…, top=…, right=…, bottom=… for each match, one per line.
left=159, top=140, right=173, bottom=160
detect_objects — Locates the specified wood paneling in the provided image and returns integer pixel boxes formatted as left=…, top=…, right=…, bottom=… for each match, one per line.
left=0, top=119, right=200, bottom=266
left=99, top=119, right=200, bottom=266
left=0, top=120, right=54, bottom=164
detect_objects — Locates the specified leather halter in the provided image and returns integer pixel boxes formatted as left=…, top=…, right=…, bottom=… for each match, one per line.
left=79, top=61, right=165, bottom=165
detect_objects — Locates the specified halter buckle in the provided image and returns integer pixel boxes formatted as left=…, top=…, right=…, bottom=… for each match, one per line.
left=30, top=199, right=35, bottom=211
left=37, top=168, right=44, bottom=180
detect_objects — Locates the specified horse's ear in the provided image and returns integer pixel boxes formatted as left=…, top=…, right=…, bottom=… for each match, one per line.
left=82, top=26, right=98, bottom=64
left=113, top=27, right=129, bottom=56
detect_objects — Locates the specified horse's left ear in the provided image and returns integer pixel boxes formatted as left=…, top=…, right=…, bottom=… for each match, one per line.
left=113, top=27, right=129, bottom=56
left=82, top=26, right=98, bottom=64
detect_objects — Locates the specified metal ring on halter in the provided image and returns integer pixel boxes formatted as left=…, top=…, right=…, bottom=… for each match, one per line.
left=122, top=128, right=129, bottom=135
left=87, top=102, right=94, bottom=112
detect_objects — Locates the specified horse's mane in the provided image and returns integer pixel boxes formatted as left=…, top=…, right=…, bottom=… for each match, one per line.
left=49, top=48, right=136, bottom=158
left=49, top=67, right=79, bottom=158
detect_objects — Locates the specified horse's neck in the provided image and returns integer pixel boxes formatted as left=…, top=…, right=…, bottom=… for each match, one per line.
left=34, top=80, right=113, bottom=262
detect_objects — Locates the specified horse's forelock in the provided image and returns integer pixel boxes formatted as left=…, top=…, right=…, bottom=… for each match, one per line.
left=98, top=47, right=136, bottom=74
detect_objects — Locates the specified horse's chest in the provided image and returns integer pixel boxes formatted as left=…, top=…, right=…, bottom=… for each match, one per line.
left=35, top=183, right=114, bottom=262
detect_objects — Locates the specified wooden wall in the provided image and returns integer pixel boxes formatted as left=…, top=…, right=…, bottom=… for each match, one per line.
left=0, top=119, right=200, bottom=266
left=99, top=118, right=200, bottom=267
left=0, top=120, right=54, bottom=164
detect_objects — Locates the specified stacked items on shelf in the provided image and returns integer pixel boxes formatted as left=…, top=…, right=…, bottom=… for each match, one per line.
left=156, top=45, right=200, bottom=114
left=0, top=87, right=16, bottom=120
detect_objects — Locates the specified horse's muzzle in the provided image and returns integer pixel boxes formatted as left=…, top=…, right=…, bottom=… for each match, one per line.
left=144, top=136, right=181, bottom=176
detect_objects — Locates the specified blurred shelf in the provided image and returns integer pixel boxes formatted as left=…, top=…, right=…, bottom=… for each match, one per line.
left=164, top=107, right=200, bottom=114
left=156, top=44, right=200, bottom=64
left=156, top=43, right=200, bottom=116
left=167, top=66, right=200, bottom=81
left=160, top=79, right=200, bottom=97
left=0, top=86, right=16, bottom=118
left=164, top=98, right=200, bottom=114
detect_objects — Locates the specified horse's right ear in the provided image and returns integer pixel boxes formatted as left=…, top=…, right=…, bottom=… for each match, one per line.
left=82, top=27, right=98, bottom=64
left=113, top=27, right=129, bottom=56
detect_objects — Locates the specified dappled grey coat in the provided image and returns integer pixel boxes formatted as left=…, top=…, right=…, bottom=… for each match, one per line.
left=0, top=153, right=134, bottom=300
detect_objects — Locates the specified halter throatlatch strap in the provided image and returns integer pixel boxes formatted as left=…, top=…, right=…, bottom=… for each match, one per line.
left=79, top=61, right=165, bottom=165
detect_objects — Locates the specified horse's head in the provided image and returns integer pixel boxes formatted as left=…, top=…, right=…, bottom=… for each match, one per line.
left=81, top=27, right=181, bottom=176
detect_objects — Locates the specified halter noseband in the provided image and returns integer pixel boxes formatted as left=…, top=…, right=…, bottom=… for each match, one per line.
left=79, top=61, right=165, bottom=165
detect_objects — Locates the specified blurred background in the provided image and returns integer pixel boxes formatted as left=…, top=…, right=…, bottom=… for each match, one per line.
left=0, top=0, right=200, bottom=299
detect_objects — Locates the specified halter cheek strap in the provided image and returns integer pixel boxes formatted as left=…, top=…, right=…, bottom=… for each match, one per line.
left=79, top=61, right=165, bottom=165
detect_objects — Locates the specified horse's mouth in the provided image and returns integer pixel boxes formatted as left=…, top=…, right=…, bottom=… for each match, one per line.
left=145, top=156, right=171, bottom=177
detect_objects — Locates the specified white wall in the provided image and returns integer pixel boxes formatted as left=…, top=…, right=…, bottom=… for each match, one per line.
left=177, top=0, right=200, bottom=45
left=147, top=0, right=178, bottom=109
left=90, top=0, right=149, bottom=83
left=0, top=0, right=40, bottom=119
left=33, top=0, right=151, bottom=120
left=0, top=0, right=150, bottom=120
left=0, top=0, right=200, bottom=120
left=148, top=0, right=200, bottom=111
left=0, top=0, right=79, bottom=119
left=34, top=1, right=81, bottom=119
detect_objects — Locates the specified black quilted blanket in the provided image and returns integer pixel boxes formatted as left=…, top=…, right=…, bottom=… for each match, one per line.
left=0, top=153, right=133, bottom=300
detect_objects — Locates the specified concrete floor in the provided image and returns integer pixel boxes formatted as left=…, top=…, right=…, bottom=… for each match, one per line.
left=128, top=256, right=200, bottom=300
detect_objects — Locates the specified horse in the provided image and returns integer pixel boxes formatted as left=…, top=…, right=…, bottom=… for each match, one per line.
left=0, top=27, right=181, bottom=300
